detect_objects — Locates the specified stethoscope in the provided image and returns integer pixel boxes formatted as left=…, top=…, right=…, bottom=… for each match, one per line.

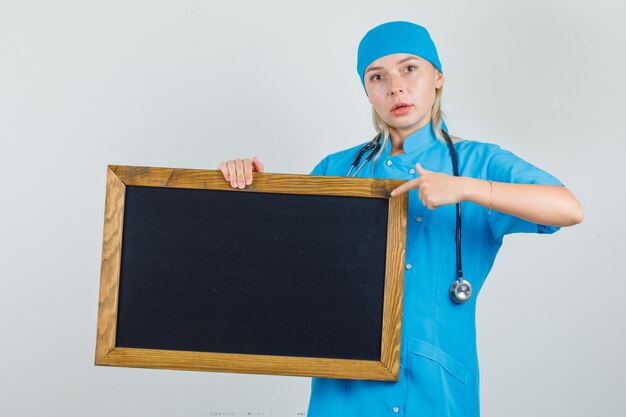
left=347, top=130, right=473, bottom=304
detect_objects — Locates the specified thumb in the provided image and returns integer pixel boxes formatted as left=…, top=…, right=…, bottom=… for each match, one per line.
left=252, top=156, right=265, bottom=172
left=414, top=162, right=431, bottom=176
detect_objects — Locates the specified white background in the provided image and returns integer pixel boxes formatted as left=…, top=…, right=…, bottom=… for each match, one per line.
left=1, top=0, right=624, bottom=416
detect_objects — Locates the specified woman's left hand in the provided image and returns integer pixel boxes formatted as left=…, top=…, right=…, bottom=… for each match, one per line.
left=390, top=163, right=466, bottom=209
left=390, top=163, right=584, bottom=226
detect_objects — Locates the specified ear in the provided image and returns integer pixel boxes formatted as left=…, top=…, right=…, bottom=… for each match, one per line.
left=435, top=71, right=444, bottom=89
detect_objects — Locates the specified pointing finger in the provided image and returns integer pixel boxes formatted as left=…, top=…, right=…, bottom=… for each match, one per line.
left=390, top=178, right=422, bottom=197
left=415, top=162, right=431, bottom=176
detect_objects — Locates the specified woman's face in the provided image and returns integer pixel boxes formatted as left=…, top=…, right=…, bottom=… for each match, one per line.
left=364, top=53, right=443, bottom=139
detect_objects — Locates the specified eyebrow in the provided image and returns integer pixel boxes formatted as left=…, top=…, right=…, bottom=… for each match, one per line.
left=365, top=56, right=421, bottom=73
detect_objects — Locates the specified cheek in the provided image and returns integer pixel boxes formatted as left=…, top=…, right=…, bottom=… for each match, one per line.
left=367, top=89, right=387, bottom=110
left=366, top=81, right=386, bottom=96
left=416, top=80, right=437, bottom=104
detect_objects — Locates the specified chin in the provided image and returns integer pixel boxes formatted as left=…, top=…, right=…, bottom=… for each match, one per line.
left=391, top=119, right=423, bottom=130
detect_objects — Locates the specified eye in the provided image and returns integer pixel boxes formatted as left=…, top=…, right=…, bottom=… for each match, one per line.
left=405, top=65, right=417, bottom=73
left=370, top=73, right=383, bottom=81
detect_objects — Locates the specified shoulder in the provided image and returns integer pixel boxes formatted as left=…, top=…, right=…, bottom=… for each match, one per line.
left=452, top=136, right=525, bottom=168
left=452, top=135, right=562, bottom=185
left=453, top=136, right=502, bottom=157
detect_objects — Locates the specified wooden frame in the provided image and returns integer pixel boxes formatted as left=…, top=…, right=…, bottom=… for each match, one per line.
left=96, top=165, right=408, bottom=381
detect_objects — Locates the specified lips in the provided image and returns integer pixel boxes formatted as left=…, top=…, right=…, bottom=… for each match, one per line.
left=391, top=102, right=412, bottom=115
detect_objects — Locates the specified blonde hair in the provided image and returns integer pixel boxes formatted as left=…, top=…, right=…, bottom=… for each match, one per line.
left=369, top=83, right=445, bottom=173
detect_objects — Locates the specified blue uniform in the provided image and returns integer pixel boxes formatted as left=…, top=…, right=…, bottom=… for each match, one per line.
left=306, top=122, right=563, bottom=417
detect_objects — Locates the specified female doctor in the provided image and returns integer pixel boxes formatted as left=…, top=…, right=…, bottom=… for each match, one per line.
left=218, top=21, right=583, bottom=417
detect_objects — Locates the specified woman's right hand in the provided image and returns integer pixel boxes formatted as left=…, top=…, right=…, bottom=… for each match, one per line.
left=217, top=157, right=265, bottom=189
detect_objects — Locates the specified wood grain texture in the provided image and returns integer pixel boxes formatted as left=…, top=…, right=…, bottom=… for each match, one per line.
left=379, top=194, right=408, bottom=379
left=110, top=165, right=405, bottom=198
left=95, top=168, right=125, bottom=363
left=97, top=348, right=397, bottom=380
left=96, top=164, right=408, bottom=380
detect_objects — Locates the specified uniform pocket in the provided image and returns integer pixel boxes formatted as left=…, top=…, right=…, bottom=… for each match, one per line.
left=408, top=337, right=471, bottom=385
left=405, top=337, right=479, bottom=416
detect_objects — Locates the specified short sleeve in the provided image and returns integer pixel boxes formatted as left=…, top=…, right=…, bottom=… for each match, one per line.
left=485, top=147, right=564, bottom=240
left=309, top=156, right=329, bottom=176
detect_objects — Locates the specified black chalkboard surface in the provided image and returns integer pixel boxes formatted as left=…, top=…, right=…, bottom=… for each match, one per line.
left=96, top=165, right=407, bottom=380
left=118, top=185, right=388, bottom=360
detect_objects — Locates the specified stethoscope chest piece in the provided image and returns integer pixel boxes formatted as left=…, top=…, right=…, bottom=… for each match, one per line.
left=449, top=277, right=473, bottom=304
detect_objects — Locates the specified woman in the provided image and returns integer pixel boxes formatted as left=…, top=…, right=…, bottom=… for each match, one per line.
left=218, top=21, right=582, bottom=417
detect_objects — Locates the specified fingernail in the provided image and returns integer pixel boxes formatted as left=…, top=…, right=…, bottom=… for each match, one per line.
left=246, top=178, right=252, bottom=185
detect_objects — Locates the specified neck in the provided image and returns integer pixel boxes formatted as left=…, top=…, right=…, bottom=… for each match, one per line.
left=388, top=117, right=432, bottom=155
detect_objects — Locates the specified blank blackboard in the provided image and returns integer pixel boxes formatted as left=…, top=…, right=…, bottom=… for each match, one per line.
left=96, top=165, right=407, bottom=380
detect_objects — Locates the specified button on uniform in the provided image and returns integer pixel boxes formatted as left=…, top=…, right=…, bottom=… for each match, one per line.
left=409, top=168, right=415, bottom=174
left=392, top=406, right=399, bottom=413
left=415, top=216, right=423, bottom=223
left=386, top=160, right=393, bottom=166
left=405, top=264, right=412, bottom=270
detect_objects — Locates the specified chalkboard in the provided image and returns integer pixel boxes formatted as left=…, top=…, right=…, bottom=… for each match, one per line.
left=96, top=165, right=407, bottom=381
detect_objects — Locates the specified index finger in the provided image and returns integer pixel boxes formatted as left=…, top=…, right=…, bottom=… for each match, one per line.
left=218, top=162, right=230, bottom=181
left=390, top=178, right=422, bottom=197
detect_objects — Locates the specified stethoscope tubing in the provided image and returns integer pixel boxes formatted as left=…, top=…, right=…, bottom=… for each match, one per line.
left=347, top=129, right=472, bottom=303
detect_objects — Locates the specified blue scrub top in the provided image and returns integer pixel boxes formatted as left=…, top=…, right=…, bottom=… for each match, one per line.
left=306, top=122, right=563, bottom=417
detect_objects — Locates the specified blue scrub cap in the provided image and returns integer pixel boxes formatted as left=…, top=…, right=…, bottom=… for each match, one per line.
left=357, top=21, right=443, bottom=92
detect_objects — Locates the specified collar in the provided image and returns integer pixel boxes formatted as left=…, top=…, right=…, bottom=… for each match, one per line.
left=385, top=121, right=446, bottom=155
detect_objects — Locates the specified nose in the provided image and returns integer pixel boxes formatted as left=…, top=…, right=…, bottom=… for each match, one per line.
left=389, top=75, right=404, bottom=96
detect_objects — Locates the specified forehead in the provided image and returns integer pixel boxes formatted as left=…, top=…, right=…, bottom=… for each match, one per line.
left=365, top=53, right=424, bottom=72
